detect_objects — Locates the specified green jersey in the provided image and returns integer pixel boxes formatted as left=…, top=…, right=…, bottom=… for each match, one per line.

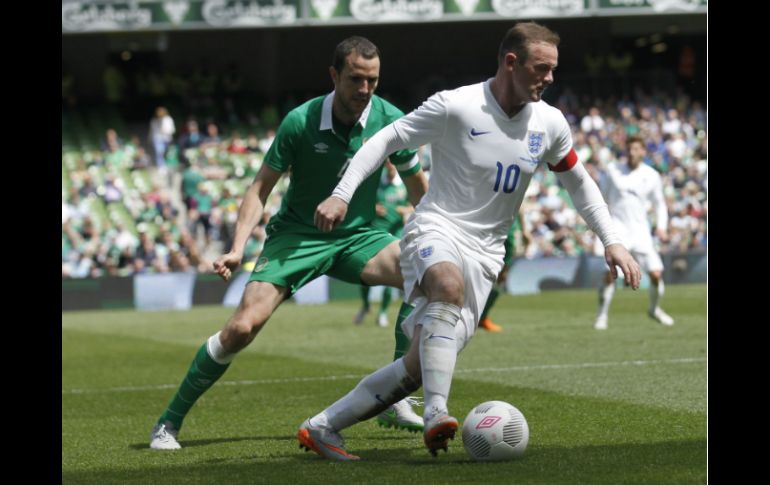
left=264, top=93, right=420, bottom=232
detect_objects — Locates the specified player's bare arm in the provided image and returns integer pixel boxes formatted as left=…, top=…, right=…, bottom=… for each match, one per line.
left=213, top=164, right=284, bottom=281
left=402, top=168, right=428, bottom=207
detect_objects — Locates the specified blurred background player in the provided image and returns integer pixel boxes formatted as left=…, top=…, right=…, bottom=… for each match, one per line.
left=594, top=135, right=674, bottom=330
left=354, top=160, right=414, bottom=327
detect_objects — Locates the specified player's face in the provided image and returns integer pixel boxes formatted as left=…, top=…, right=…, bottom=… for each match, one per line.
left=514, top=42, right=558, bottom=103
left=628, top=141, right=646, bottom=168
left=331, top=53, right=380, bottom=121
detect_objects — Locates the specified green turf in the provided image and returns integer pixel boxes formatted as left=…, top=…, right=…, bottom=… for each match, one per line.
left=62, top=284, right=706, bottom=484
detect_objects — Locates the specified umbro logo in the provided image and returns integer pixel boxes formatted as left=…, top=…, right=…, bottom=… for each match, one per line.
left=470, top=128, right=491, bottom=137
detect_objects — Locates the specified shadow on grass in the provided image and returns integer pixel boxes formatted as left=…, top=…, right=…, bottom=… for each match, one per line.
left=67, top=438, right=705, bottom=485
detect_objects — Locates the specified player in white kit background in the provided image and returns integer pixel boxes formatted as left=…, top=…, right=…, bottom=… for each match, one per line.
left=298, top=22, right=642, bottom=461
left=594, top=135, right=674, bottom=330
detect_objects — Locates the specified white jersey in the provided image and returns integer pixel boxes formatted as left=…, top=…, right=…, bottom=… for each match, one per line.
left=603, top=162, right=668, bottom=246
left=392, top=79, right=573, bottom=261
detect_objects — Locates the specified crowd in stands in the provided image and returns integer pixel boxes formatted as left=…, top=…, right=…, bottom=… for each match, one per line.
left=62, top=87, right=706, bottom=279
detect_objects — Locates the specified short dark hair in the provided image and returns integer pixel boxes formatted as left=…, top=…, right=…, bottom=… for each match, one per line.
left=498, top=22, right=560, bottom=65
left=332, top=36, right=380, bottom=73
left=626, top=135, right=645, bottom=150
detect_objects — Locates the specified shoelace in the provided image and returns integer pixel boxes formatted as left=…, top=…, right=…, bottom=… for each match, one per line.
left=404, top=396, right=424, bottom=407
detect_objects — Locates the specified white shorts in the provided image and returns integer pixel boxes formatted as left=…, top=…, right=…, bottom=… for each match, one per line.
left=398, top=214, right=500, bottom=353
left=594, top=220, right=664, bottom=274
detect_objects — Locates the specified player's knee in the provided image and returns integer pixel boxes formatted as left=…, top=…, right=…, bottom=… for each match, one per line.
left=427, top=279, right=464, bottom=307
left=649, top=271, right=662, bottom=284
left=603, top=271, right=614, bottom=285
left=421, top=302, right=462, bottom=339
left=223, top=309, right=269, bottom=350
left=220, top=323, right=252, bottom=352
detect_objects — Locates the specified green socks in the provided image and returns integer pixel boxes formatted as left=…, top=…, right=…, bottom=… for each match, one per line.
left=158, top=342, right=231, bottom=430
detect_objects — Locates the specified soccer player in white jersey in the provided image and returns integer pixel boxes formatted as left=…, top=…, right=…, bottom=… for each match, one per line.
left=594, top=135, right=674, bottom=330
left=299, top=22, right=641, bottom=460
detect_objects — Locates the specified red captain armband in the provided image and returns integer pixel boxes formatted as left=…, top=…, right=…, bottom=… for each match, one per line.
left=547, top=148, right=578, bottom=172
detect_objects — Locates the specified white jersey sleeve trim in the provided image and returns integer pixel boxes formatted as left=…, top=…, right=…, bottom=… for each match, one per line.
left=392, top=154, right=419, bottom=172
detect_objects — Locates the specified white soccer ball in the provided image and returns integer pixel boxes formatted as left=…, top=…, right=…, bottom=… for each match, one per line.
left=462, top=400, right=529, bottom=461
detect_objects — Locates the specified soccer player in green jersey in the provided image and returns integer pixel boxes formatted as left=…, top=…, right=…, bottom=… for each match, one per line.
left=354, top=160, right=413, bottom=328
left=150, top=36, right=429, bottom=450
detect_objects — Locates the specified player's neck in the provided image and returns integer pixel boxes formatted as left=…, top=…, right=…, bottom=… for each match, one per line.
left=332, top=100, right=360, bottom=127
left=490, top=77, right=527, bottom=118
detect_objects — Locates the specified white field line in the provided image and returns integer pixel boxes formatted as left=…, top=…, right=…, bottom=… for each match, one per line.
left=62, top=357, right=705, bottom=395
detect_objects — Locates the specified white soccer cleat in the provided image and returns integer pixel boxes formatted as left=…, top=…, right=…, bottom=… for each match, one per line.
left=376, top=397, right=424, bottom=432
left=649, top=308, right=674, bottom=326
left=594, top=314, right=608, bottom=330
left=297, top=418, right=360, bottom=461
left=377, top=313, right=389, bottom=327
left=150, top=422, right=181, bottom=450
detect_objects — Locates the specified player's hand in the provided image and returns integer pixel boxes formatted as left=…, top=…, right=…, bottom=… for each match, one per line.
left=213, top=251, right=243, bottom=282
left=315, top=196, right=349, bottom=232
left=605, top=243, right=641, bottom=290
left=375, top=203, right=386, bottom=217
left=655, top=227, right=669, bottom=243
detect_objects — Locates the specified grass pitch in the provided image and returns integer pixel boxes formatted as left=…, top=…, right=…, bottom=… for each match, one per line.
left=63, top=284, right=706, bottom=484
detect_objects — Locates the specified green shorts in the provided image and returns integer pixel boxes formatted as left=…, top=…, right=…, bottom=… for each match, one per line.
left=249, top=222, right=397, bottom=295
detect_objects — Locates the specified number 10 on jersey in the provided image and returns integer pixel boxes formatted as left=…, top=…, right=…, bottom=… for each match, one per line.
left=493, top=162, right=521, bottom=193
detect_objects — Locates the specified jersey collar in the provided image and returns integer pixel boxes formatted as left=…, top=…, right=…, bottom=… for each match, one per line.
left=320, top=91, right=373, bottom=133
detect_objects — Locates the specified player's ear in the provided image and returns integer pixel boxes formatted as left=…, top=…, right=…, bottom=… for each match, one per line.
left=329, top=66, right=339, bottom=85
left=504, top=52, right=517, bottom=71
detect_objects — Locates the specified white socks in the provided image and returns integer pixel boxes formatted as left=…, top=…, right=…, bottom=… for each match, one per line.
left=312, top=301, right=463, bottom=431
left=649, top=279, right=664, bottom=313
left=315, top=358, right=419, bottom=431
left=597, top=282, right=615, bottom=319
left=419, top=302, right=462, bottom=422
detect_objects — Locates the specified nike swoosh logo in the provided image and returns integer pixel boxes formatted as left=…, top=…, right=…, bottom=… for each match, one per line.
left=470, top=128, right=491, bottom=136
left=375, top=394, right=387, bottom=405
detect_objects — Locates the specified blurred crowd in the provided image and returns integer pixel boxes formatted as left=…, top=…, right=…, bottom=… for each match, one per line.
left=62, top=87, right=706, bottom=279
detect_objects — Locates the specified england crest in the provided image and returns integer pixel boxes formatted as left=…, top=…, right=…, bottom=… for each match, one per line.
left=526, top=131, right=545, bottom=158
left=419, top=246, right=434, bottom=259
